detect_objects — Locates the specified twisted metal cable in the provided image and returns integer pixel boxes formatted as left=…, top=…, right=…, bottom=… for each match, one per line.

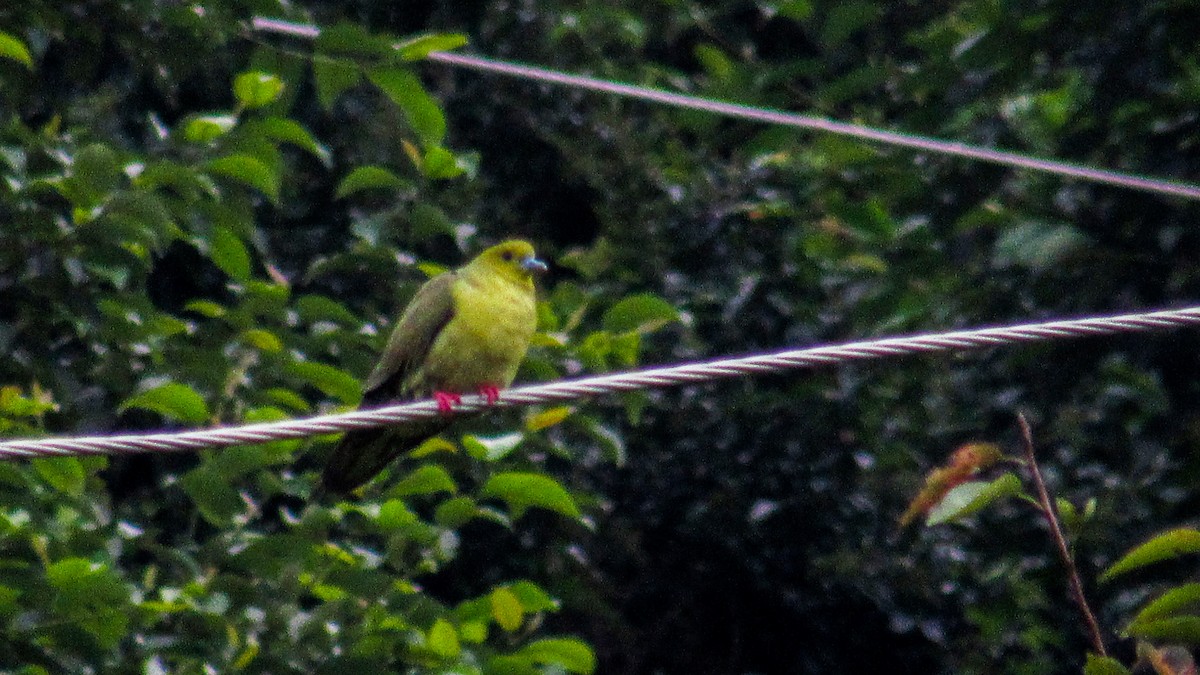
left=4, top=306, right=1200, bottom=460
left=248, top=17, right=1200, bottom=201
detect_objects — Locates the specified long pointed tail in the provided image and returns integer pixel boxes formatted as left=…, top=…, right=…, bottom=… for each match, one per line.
left=319, top=419, right=449, bottom=495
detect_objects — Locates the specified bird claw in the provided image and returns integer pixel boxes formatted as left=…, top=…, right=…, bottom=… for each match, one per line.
left=434, top=391, right=462, bottom=415
left=477, top=384, right=501, bottom=405
left=433, top=386, right=499, bottom=414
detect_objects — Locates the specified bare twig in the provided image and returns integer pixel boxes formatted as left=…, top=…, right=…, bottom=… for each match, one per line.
left=1017, top=413, right=1107, bottom=656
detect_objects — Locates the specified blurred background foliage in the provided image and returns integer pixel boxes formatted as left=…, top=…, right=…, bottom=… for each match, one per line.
left=2, top=0, right=1200, bottom=673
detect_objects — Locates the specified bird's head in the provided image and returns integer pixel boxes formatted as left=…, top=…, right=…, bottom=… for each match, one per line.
left=473, top=240, right=548, bottom=286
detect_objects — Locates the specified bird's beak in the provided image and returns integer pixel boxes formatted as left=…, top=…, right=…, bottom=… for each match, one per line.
left=521, top=256, right=548, bottom=275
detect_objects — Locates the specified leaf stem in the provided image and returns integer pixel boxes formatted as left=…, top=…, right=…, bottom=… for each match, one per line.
left=1017, top=413, right=1107, bottom=657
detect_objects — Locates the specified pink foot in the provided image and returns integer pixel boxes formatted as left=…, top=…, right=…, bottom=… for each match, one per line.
left=477, top=384, right=501, bottom=405
left=434, top=391, right=462, bottom=415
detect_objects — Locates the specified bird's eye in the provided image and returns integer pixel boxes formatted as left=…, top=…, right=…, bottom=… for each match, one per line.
left=501, top=251, right=514, bottom=261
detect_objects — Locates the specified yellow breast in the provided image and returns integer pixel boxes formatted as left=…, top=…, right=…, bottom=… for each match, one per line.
left=423, top=270, right=537, bottom=392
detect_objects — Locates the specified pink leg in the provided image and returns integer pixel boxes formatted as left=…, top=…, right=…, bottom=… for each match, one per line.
left=477, top=384, right=501, bottom=405
left=434, top=391, right=462, bottom=415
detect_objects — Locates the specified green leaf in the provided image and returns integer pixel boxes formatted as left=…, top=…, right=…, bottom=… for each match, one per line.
left=420, top=145, right=465, bottom=179
left=0, top=585, right=19, bottom=616
left=0, top=386, right=56, bottom=421
left=366, top=67, right=446, bottom=145
left=412, top=436, right=458, bottom=458
left=459, top=621, right=487, bottom=644
left=515, top=638, right=596, bottom=674
left=610, top=332, right=641, bottom=367
left=602, top=293, right=680, bottom=334
left=183, top=114, right=237, bottom=143
left=434, top=496, right=483, bottom=528
left=376, top=499, right=419, bottom=531
left=205, top=419, right=297, bottom=480
left=312, top=58, right=361, bottom=111
left=389, top=465, right=458, bottom=498
left=396, top=33, right=469, bottom=60
left=206, top=154, right=281, bottom=204
left=233, top=71, right=285, bottom=109
left=926, top=473, right=1023, bottom=526
left=1129, top=584, right=1200, bottom=629
left=119, top=382, right=210, bottom=424
left=105, top=190, right=177, bottom=244
left=694, top=43, right=735, bottom=83
left=482, top=472, right=582, bottom=520
left=1083, top=654, right=1131, bottom=675
left=184, top=300, right=227, bottom=318
left=31, top=457, right=86, bottom=496
left=315, top=21, right=392, bottom=58
left=208, top=444, right=285, bottom=483
left=263, top=387, right=311, bottom=412
left=410, top=201, right=455, bottom=238
left=1124, top=616, right=1200, bottom=645
left=209, top=226, right=252, bottom=282
left=427, top=618, right=460, bottom=658
left=576, top=417, right=624, bottom=466
left=252, top=117, right=332, bottom=166
left=506, top=581, right=559, bottom=613
left=63, top=143, right=122, bottom=209
left=180, top=464, right=244, bottom=527
left=526, top=406, right=572, bottom=432
left=993, top=221, right=1090, bottom=272
left=578, top=331, right=613, bottom=371
left=240, top=328, right=283, bottom=352
left=417, top=261, right=450, bottom=278
left=46, top=558, right=131, bottom=648
left=820, top=0, right=880, bottom=46
left=335, top=165, right=410, bottom=198
left=1056, top=497, right=1078, bottom=531
left=134, top=160, right=219, bottom=200
left=0, top=31, right=33, bottom=69
left=777, top=0, right=814, bottom=20
left=557, top=239, right=615, bottom=280
left=491, top=587, right=524, bottom=632
left=240, top=280, right=291, bottom=318
left=462, top=432, right=524, bottom=462
left=295, top=294, right=361, bottom=325
left=1101, top=528, right=1200, bottom=583
left=289, top=361, right=362, bottom=405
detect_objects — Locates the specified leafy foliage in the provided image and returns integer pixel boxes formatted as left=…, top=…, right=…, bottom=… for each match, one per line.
left=2, top=0, right=1200, bottom=673
left=0, top=5, right=639, bottom=673
left=1102, top=529, right=1200, bottom=584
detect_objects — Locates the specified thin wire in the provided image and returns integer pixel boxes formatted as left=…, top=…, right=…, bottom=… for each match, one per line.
left=250, top=17, right=1200, bottom=202
left=4, top=305, right=1200, bottom=460
left=426, top=52, right=1200, bottom=201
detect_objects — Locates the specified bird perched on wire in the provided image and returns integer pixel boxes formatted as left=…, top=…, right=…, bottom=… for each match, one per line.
left=319, top=240, right=547, bottom=495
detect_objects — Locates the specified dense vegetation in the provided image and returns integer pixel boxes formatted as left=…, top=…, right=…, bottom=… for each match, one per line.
left=2, top=1, right=1199, bottom=673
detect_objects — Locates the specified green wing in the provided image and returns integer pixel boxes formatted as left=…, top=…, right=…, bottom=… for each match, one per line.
left=318, top=271, right=457, bottom=496
left=362, top=271, right=457, bottom=402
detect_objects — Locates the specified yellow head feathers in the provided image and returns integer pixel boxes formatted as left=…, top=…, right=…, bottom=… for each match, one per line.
left=468, top=240, right=548, bottom=286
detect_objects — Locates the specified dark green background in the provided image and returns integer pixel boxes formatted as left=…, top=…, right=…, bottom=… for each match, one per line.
left=2, top=1, right=1199, bottom=672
